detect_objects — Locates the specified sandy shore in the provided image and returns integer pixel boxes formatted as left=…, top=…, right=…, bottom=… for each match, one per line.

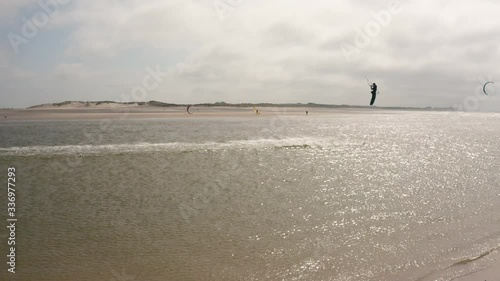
left=0, top=106, right=404, bottom=121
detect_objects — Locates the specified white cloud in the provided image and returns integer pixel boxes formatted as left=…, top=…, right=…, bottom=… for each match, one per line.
left=0, top=49, right=8, bottom=67
left=49, top=0, right=221, bottom=57
left=0, top=0, right=39, bottom=23
left=2, top=0, right=500, bottom=109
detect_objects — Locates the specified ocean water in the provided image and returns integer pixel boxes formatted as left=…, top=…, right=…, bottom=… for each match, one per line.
left=1, top=110, right=500, bottom=281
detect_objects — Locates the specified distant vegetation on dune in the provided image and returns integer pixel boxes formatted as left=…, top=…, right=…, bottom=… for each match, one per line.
left=27, top=100, right=455, bottom=111
left=27, top=100, right=182, bottom=108
left=50, top=101, right=146, bottom=106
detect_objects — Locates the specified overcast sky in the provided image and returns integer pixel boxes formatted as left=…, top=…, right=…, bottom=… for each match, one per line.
left=1, top=0, right=499, bottom=109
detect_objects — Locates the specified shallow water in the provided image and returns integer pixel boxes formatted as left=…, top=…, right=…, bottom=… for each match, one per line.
left=1, top=111, right=499, bottom=281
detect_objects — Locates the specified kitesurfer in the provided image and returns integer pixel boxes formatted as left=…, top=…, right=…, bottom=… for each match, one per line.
left=370, top=83, right=378, bottom=105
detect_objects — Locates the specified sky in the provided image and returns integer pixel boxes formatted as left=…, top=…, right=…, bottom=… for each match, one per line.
left=0, top=0, right=499, bottom=109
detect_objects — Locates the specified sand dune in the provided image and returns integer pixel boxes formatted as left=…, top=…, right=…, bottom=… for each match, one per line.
left=28, top=101, right=146, bottom=109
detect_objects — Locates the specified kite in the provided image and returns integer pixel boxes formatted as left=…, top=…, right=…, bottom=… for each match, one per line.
left=483, top=81, right=494, bottom=95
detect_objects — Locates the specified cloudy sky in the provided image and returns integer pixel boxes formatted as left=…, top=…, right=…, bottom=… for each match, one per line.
left=1, top=0, right=499, bottom=109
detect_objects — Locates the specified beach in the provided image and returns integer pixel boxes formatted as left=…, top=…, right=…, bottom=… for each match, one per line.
left=1, top=107, right=499, bottom=281
left=4, top=0, right=500, bottom=279
left=0, top=104, right=395, bottom=121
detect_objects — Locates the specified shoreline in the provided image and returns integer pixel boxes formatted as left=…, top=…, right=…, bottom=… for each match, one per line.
left=0, top=107, right=415, bottom=121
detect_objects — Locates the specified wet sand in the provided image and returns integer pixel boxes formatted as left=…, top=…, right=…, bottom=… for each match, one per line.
left=454, top=262, right=500, bottom=281
left=5, top=105, right=496, bottom=281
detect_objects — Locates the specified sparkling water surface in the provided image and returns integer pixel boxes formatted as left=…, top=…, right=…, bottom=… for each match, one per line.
left=1, top=111, right=499, bottom=281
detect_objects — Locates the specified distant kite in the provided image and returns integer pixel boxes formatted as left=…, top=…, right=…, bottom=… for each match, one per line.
left=483, top=81, right=494, bottom=95
left=187, top=105, right=192, bottom=114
